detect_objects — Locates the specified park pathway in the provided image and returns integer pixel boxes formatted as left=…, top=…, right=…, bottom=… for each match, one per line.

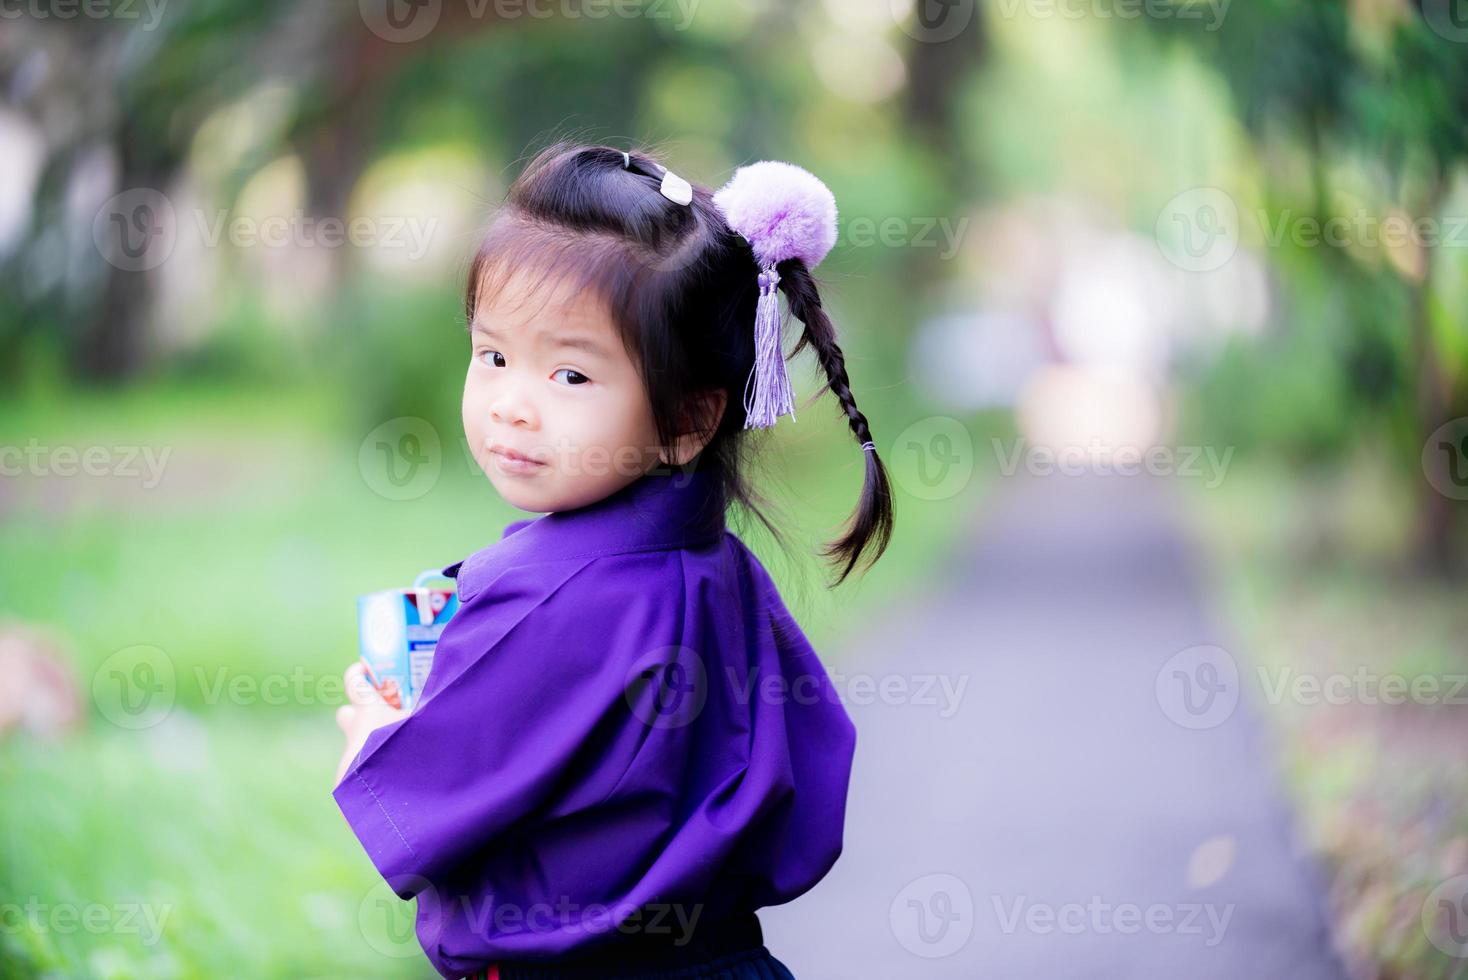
left=760, top=472, right=1347, bottom=979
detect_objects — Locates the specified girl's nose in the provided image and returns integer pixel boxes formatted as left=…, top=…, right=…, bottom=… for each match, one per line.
left=489, top=389, right=535, bottom=427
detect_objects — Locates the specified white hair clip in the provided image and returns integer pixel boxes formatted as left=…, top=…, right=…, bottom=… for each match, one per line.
left=659, top=168, right=693, bottom=206
left=621, top=150, right=692, bottom=206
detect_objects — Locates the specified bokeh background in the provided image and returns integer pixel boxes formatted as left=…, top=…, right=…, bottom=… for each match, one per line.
left=2, top=1, right=1468, bottom=977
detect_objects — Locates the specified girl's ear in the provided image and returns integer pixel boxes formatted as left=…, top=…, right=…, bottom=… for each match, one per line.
left=664, top=389, right=728, bottom=466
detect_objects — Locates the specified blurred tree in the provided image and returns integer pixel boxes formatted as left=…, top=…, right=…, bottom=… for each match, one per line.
left=1378, top=10, right=1468, bottom=573
left=0, top=1, right=771, bottom=390
left=1145, top=0, right=1468, bottom=574
left=0, top=2, right=522, bottom=385
left=1, top=1, right=297, bottom=383
left=901, top=6, right=987, bottom=193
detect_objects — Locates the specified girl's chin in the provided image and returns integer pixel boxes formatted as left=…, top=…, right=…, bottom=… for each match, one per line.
left=485, top=471, right=554, bottom=511
left=484, top=467, right=654, bottom=515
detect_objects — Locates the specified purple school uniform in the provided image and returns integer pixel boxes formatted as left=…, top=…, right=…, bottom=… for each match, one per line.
left=332, top=465, right=857, bottom=979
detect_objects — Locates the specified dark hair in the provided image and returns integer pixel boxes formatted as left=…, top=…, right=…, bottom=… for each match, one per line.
left=464, top=140, right=892, bottom=588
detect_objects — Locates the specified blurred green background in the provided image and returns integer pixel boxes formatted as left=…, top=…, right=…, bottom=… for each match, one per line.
left=2, top=1, right=1467, bottom=977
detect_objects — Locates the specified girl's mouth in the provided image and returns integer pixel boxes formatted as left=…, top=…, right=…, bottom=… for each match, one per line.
left=488, top=445, right=547, bottom=476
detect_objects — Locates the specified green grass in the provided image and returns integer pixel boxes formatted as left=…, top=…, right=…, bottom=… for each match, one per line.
left=0, top=718, right=424, bottom=979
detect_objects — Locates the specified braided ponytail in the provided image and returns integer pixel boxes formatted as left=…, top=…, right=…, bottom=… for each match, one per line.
left=778, top=261, right=894, bottom=587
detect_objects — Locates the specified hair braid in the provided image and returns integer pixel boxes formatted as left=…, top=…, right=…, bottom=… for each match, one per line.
left=777, top=260, right=894, bottom=587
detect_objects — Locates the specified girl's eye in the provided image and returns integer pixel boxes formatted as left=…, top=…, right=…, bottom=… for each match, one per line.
left=478, top=350, right=506, bottom=368
left=553, top=368, right=591, bottom=386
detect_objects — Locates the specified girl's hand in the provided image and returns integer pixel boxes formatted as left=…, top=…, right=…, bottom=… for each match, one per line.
left=334, top=662, right=407, bottom=786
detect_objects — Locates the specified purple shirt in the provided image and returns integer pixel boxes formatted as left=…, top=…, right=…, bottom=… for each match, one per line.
left=332, top=465, right=857, bottom=978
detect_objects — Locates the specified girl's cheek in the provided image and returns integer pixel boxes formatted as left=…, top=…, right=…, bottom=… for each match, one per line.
left=462, top=394, right=492, bottom=442
left=464, top=378, right=495, bottom=412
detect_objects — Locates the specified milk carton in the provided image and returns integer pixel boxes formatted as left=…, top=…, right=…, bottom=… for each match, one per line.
left=357, top=569, right=459, bottom=712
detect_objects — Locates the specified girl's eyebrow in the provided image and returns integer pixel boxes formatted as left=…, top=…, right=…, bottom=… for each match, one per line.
left=474, top=323, right=611, bottom=358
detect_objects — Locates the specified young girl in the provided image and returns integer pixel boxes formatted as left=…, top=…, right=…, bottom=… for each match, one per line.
left=332, top=142, right=893, bottom=980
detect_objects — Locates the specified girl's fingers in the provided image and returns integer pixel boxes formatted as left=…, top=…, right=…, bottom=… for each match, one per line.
left=336, top=704, right=355, bottom=732
left=343, top=662, right=382, bottom=706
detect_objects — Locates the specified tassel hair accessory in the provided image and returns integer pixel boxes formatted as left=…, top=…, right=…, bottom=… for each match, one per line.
left=712, top=161, right=839, bottom=430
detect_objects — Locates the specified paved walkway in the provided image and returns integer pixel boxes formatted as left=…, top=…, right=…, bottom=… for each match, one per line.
left=761, top=472, right=1346, bottom=978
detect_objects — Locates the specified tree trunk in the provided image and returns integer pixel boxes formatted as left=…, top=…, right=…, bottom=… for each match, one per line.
left=1408, top=177, right=1461, bottom=577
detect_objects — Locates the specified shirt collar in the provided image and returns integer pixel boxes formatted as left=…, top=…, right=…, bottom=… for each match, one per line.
left=442, top=465, right=727, bottom=601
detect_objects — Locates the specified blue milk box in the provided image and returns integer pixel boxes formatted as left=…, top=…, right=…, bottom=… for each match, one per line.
left=357, top=568, right=459, bottom=712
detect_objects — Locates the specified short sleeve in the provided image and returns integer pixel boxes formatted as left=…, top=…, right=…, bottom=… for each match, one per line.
left=331, top=554, right=645, bottom=895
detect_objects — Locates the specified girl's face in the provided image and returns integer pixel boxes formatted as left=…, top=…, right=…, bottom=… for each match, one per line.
left=463, top=264, right=664, bottom=514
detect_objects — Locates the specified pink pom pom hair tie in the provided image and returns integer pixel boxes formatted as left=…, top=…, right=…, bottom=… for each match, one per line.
left=712, top=161, right=839, bottom=430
